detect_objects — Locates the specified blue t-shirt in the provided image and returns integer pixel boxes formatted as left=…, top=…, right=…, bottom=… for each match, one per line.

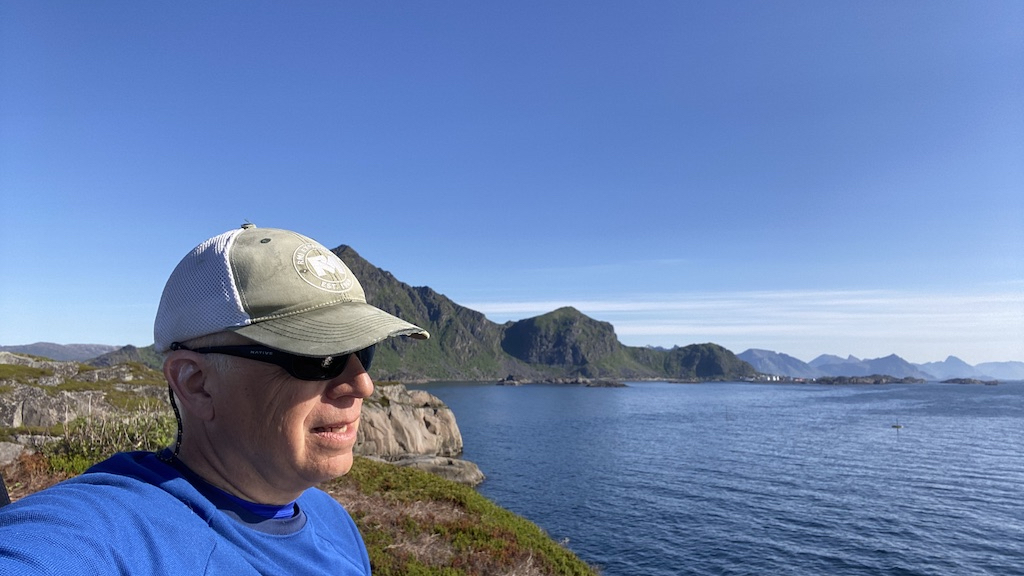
left=0, top=451, right=371, bottom=575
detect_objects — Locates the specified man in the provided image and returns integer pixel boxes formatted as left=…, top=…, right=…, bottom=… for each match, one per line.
left=0, top=224, right=428, bottom=574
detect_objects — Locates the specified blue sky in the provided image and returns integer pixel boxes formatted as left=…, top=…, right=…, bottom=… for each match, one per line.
left=1, top=1, right=1021, bottom=365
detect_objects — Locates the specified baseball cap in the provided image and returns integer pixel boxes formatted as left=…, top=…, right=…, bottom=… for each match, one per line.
left=153, top=224, right=429, bottom=355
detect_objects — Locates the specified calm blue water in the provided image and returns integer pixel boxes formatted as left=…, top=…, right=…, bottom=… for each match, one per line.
left=413, top=381, right=1024, bottom=576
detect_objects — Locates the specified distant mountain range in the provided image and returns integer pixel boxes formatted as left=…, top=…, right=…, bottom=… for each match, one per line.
left=3, top=245, right=1022, bottom=382
left=738, top=350, right=1024, bottom=381
left=0, top=342, right=120, bottom=361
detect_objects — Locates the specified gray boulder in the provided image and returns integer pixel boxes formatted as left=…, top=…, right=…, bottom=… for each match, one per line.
left=356, top=384, right=483, bottom=486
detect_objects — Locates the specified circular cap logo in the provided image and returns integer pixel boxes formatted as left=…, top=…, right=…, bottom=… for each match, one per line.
left=293, top=243, right=354, bottom=293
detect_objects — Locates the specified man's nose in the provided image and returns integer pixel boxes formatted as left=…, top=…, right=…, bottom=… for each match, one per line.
left=325, top=355, right=374, bottom=399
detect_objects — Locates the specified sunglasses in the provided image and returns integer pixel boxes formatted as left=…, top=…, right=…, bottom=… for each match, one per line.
left=170, top=342, right=375, bottom=381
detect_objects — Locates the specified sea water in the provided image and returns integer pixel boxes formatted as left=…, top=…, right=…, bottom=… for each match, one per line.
left=414, top=381, right=1024, bottom=576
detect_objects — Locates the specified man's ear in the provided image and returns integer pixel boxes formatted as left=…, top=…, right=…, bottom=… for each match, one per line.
left=164, top=352, right=215, bottom=421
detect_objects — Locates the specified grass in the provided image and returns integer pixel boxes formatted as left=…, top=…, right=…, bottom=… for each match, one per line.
left=0, top=364, right=53, bottom=384
left=327, top=458, right=599, bottom=576
left=0, top=423, right=67, bottom=443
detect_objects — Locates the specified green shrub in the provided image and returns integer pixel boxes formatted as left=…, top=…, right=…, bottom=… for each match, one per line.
left=42, top=412, right=176, bottom=475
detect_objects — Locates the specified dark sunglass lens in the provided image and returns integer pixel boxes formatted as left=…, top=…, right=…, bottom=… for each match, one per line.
left=287, top=355, right=347, bottom=381
left=280, top=346, right=375, bottom=380
left=357, top=345, right=376, bottom=371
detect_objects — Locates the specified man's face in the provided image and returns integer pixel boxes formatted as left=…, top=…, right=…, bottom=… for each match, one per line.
left=205, top=352, right=374, bottom=500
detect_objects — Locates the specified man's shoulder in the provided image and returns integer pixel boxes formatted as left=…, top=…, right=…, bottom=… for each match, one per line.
left=2, top=451, right=212, bottom=526
left=297, top=487, right=364, bottom=543
left=297, top=485, right=350, bottom=516
left=0, top=452, right=220, bottom=575
left=83, top=449, right=171, bottom=479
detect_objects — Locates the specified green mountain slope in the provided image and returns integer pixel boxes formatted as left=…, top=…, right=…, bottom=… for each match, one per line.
left=337, top=246, right=755, bottom=382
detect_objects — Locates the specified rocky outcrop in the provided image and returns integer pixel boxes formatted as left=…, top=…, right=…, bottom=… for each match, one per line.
left=381, top=455, right=486, bottom=486
left=0, top=352, right=138, bottom=388
left=356, top=384, right=483, bottom=486
left=0, top=354, right=147, bottom=430
left=0, top=442, right=23, bottom=467
left=0, top=385, right=108, bottom=429
left=0, top=354, right=162, bottom=465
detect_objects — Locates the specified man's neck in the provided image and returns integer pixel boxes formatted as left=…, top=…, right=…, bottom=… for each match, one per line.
left=173, top=443, right=302, bottom=506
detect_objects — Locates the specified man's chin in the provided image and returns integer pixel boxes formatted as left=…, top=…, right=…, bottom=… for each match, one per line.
left=319, top=452, right=355, bottom=481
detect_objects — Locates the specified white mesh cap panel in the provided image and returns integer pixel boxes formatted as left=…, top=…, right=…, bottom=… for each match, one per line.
left=153, top=228, right=251, bottom=351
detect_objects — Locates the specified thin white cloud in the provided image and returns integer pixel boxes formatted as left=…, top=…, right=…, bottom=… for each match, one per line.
left=466, top=289, right=1021, bottom=318
left=463, top=288, right=1024, bottom=363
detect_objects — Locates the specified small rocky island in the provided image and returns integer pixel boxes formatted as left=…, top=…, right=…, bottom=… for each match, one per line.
left=814, top=375, right=926, bottom=385
left=497, top=374, right=626, bottom=387
left=941, top=378, right=999, bottom=385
